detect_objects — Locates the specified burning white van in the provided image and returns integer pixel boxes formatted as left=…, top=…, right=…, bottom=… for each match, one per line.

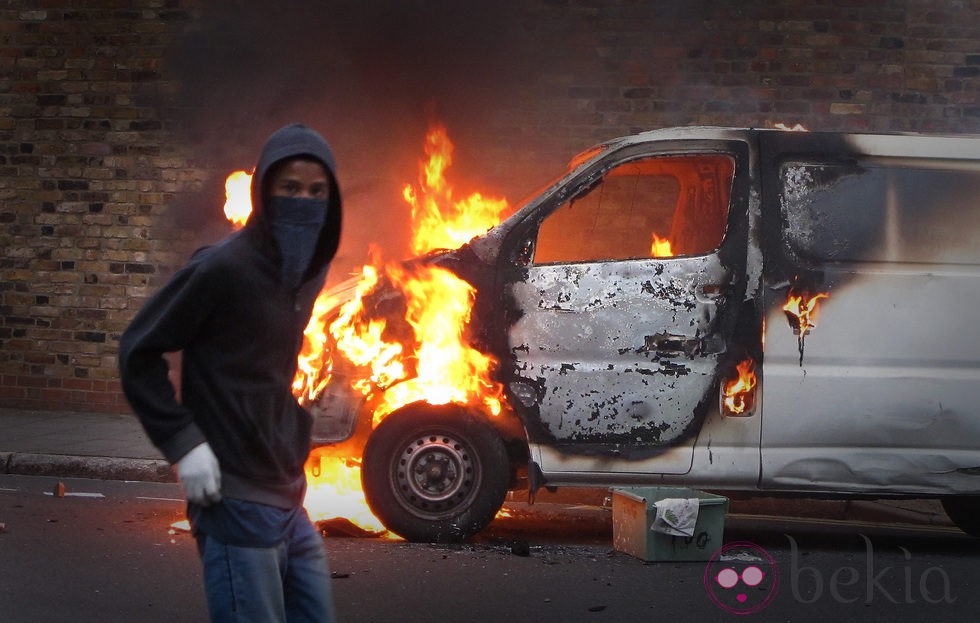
left=308, top=126, right=980, bottom=542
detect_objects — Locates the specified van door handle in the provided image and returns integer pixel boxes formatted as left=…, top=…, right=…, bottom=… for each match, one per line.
left=643, top=333, right=698, bottom=357
left=655, top=339, right=689, bottom=357
left=642, top=333, right=726, bottom=357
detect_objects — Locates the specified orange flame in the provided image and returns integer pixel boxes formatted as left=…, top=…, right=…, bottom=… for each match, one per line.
left=723, top=359, right=757, bottom=415
left=651, top=233, right=673, bottom=257
left=307, top=123, right=509, bottom=423
left=292, top=289, right=345, bottom=403
left=782, top=292, right=829, bottom=336
left=403, top=123, right=509, bottom=254
left=322, top=263, right=405, bottom=396
left=223, top=170, right=253, bottom=228
left=303, top=457, right=389, bottom=535
left=369, top=263, right=503, bottom=425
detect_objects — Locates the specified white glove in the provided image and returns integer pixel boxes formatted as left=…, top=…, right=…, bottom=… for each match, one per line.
left=176, top=442, right=222, bottom=506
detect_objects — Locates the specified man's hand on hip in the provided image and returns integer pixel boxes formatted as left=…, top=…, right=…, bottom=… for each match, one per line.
left=176, top=442, right=222, bottom=505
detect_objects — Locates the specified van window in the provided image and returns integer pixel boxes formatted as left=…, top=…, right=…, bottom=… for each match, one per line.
left=780, top=158, right=980, bottom=264
left=533, top=154, right=734, bottom=264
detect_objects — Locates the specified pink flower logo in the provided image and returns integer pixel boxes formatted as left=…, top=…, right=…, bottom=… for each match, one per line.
left=704, top=541, right=780, bottom=615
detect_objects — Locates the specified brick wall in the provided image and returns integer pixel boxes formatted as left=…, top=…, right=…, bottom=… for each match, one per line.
left=476, top=0, right=980, bottom=187
left=1, top=0, right=977, bottom=414
left=0, top=1, right=205, bottom=413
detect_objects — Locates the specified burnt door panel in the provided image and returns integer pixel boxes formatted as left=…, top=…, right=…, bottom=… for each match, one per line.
left=504, top=151, right=746, bottom=461
left=511, top=256, right=730, bottom=446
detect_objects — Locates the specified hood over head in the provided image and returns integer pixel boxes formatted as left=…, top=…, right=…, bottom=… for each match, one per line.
left=248, top=123, right=343, bottom=275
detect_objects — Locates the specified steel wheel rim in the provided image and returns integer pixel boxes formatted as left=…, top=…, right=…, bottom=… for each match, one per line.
left=390, top=430, right=482, bottom=520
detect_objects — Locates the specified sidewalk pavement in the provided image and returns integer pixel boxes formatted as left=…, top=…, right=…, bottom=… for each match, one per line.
left=0, top=408, right=173, bottom=483
left=0, top=407, right=956, bottom=530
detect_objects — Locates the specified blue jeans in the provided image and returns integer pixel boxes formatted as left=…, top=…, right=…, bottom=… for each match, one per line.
left=197, top=513, right=336, bottom=622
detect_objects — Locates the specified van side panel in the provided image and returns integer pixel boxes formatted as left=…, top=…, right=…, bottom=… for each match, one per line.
left=759, top=139, right=980, bottom=495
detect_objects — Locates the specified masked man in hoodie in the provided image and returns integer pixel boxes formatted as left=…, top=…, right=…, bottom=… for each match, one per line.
left=119, top=123, right=342, bottom=622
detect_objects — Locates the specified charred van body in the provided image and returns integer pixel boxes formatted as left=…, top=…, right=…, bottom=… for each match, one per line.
left=311, top=127, right=980, bottom=542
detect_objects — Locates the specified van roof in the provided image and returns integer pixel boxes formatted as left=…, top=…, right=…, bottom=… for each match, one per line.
left=585, top=126, right=980, bottom=162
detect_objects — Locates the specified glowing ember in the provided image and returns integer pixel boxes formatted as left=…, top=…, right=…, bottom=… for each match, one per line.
left=650, top=233, right=673, bottom=257
left=723, top=359, right=757, bottom=415
left=223, top=170, right=253, bottom=228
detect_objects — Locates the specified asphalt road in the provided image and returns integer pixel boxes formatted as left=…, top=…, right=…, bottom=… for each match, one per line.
left=2, top=474, right=979, bottom=623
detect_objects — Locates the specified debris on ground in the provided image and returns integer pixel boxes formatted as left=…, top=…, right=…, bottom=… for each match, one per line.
left=510, top=540, right=531, bottom=556
left=317, top=517, right=386, bottom=539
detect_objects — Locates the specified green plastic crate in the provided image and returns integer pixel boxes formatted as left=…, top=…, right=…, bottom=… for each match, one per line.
left=612, top=487, right=728, bottom=561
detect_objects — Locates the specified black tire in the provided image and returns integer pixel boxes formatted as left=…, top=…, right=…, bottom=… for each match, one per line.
left=361, top=403, right=510, bottom=543
left=941, top=497, right=980, bottom=537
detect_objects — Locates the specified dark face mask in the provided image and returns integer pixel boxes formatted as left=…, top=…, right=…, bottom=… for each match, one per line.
left=265, top=196, right=328, bottom=289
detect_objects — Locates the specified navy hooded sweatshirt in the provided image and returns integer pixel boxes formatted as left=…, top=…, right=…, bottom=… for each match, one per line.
left=119, top=124, right=342, bottom=509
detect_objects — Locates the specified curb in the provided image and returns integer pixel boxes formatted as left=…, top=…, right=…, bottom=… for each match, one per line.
left=1, top=451, right=176, bottom=483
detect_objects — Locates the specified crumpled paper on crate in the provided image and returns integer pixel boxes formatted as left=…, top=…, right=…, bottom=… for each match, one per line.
left=651, top=498, right=700, bottom=537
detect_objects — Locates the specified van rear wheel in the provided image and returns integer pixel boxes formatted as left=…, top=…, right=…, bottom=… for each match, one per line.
left=361, top=403, right=510, bottom=543
left=941, top=497, right=980, bottom=537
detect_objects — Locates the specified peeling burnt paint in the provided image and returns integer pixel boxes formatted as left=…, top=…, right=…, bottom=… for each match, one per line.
left=504, top=248, right=738, bottom=448
left=640, top=277, right=698, bottom=311
left=657, top=361, right=691, bottom=376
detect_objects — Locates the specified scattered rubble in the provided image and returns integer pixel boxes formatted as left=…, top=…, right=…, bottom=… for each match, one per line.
left=317, top=517, right=386, bottom=539
left=510, top=540, right=530, bottom=556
